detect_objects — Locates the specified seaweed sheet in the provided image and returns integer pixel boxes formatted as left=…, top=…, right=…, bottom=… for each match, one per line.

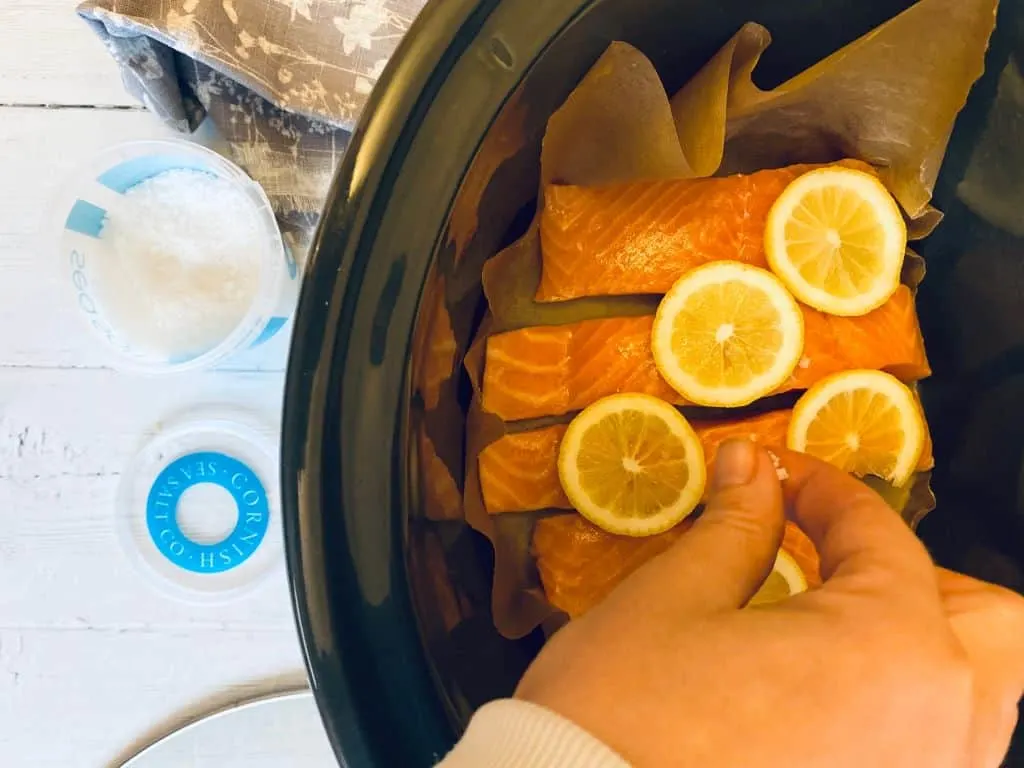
left=447, top=0, right=997, bottom=639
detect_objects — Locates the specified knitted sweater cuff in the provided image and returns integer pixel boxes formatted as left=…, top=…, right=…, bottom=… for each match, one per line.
left=437, top=698, right=630, bottom=768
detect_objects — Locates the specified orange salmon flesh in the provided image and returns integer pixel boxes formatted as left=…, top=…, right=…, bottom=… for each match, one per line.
left=479, top=409, right=934, bottom=515
left=536, top=161, right=873, bottom=302
left=482, top=285, right=929, bottom=422
left=533, top=514, right=823, bottom=619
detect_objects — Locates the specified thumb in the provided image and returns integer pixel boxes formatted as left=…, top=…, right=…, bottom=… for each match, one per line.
left=623, top=439, right=786, bottom=616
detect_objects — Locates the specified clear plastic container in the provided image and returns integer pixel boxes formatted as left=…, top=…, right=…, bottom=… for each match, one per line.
left=115, top=409, right=283, bottom=604
left=53, top=139, right=297, bottom=374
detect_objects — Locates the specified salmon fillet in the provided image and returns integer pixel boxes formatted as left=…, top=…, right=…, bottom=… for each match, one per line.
left=479, top=409, right=934, bottom=515
left=533, top=514, right=822, bottom=619
left=537, top=162, right=871, bottom=302
left=482, top=285, right=930, bottom=421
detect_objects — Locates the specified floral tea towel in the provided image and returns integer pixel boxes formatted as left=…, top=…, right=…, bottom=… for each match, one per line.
left=78, top=0, right=427, bottom=257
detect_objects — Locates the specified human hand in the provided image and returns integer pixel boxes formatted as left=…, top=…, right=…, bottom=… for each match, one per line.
left=515, top=441, right=1024, bottom=767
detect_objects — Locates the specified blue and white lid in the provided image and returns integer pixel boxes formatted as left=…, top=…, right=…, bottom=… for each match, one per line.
left=116, top=411, right=282, bottom=603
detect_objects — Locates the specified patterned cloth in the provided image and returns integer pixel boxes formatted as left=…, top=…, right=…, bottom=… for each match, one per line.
left=78, top=0, right=426, bottom=258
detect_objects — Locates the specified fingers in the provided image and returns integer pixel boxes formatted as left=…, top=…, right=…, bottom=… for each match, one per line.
left=635, top=440, right=785, bottom=614
left=773, top=449, right=937, bottom=598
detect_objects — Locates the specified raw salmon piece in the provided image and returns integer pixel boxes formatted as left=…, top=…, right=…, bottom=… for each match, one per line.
left=479, top=424, right=571, bottom=516
left=482, top=285, right=930, bottom=421
left=481, top=410, right=787, bottom=515
left=533, top=514, right=694, bottom=619
left=482, top=316, right=674, bottom=421
left=533, top=514, right=821, bottom=619
left=478, top=409, right=934, bottom=515
left=537, top=162, right=873, bottom=302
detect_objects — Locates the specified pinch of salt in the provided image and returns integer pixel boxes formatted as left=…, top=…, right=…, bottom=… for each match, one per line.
left=767, top=449, right=789, bottom=481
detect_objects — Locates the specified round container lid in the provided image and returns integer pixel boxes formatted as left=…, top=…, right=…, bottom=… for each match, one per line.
left=121, top=691, right=336, bottom=767
left=116, top=412, right=282, bottom=603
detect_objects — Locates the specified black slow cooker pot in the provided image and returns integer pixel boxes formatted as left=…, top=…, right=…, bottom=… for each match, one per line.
left=283, top=0, right=1024, bottom=764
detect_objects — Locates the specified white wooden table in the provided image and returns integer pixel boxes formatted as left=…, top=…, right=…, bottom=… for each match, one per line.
left=0, top=3, right=312, bottom=765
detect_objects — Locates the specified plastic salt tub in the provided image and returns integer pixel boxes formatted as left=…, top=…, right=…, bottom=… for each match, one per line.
left=54, top=139, right=297, bottom=374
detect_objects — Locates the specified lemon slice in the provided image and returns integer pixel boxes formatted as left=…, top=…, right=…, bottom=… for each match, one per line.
left=787, top=370, right=925, bottom=486
left=747, top=550, right=808, bottom=606
left=764, top=166, right=907, bottom=317
left=652, top=261, right=805, bottom=408
left=557, top=393, right=706, bottom=537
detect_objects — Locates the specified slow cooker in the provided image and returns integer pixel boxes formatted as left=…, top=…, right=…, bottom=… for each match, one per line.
left=282, top=0, right=1024, bottom=764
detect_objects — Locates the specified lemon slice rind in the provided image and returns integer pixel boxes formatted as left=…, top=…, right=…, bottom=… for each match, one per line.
left=765, top=167, right=907, bottom=318
left=558, top=393, right=706, bottom=537
left=749, top=550, right=808, bottom=606
left=787, top=370, right=925, bottom=487
left=652, top=261, right=805, bottom=408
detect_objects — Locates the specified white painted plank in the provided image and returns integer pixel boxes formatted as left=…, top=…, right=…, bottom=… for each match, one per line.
left=2, top=124, right=142, bottom=366
left=0, top=108, right=175, bottom=240
left=0, top=108, right=293, bottom=371
left=0, top=368, right=299, bottom=629
left=0, top=229, right=291, bottom=372
left=0, top=627, right=306, bottom=767
left=0, top=0, right=138, bottom=106
left=0, top=14, right=320, bottom=756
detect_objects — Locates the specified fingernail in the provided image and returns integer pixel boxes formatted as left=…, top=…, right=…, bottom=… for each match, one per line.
left=714, top=439, right=757, bottom=489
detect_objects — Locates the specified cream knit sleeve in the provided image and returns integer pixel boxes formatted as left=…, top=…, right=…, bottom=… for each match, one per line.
left=436, top=699, right=630, bottom=768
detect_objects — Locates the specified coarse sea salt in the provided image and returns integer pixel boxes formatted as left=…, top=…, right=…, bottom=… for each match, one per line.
left=96, top=169, right=264, bottom=360
left=767, top=449, right=789, bottom=481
